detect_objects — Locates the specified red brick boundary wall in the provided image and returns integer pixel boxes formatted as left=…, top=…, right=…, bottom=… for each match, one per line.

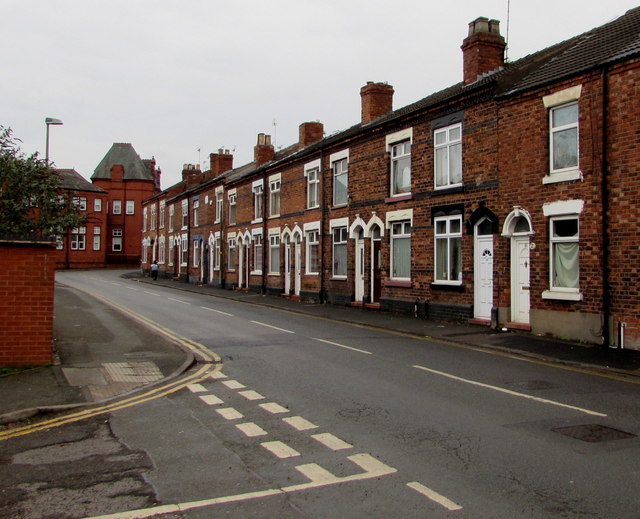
left=0, top=240, right=56, bottom=367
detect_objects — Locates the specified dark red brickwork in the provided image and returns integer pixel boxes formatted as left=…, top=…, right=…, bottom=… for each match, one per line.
left=0, top=241, right=56, bottom=367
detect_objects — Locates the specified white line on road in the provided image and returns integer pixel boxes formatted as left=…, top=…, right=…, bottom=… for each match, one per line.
left=143, top=290, right=161, bottom=296
left=210, top=371, right=228, bottom=380
left=282, top=416, right=318, bottom=431
left=187, top=384, right=208, bottom=393
left=261, top=441, right=300, bottom=459
left=413, top=364, right=607, bottom=417
left=311, top=433, right=353, bottom=451
left=124, top=286, right=138, bottom=291
left=313, top=338, right=372, bottom=355
left=236, top=422, right=268, bottom=437
left=250, top=320, right=295, bottom=333
left=200, top=306, right=234, bottom=316
left=222, top=380, right=246, bottom=389
left=168, top=297, right=190, bottom=304
left=216, top=408, right=244, bottom=420
left=199, top=394, right=223, bottom=405
left=239, top=390, right=265, bottom=401
left=259, top=402, right=289, bottom=414
left=406, top=482, right=463, bottom=511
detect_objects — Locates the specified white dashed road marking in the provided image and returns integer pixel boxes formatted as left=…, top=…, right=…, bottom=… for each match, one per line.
left=407, top=482, right=463, bottom=511
left=313, top=338, right=372, bottom=355
left=261, top=441, right=300, bottom=459
left=199, top=394, right=223, bottom=405
left=250, top=320, right=295, bottom=333
left=239, top=390, right=265, bottom=401
left=200, top=306, right=234, bottom=317
left=259, top=402, right=289, bottom=414
left=187, top=384, right=207, bottom=393
left=211, top=371, right=228, bottom=379
left=283, top=416, right=318, bottom=431
left=236, top=422, right=268, bottom=437
left=168, top=297, right=190, bottom=304
left=311, top=433, right=352, bottom=451
left=216, top=408, right=244, bottom=420
left=413, top=364, right=607, bottom=417
left=222, top=380, right=246, bottom=389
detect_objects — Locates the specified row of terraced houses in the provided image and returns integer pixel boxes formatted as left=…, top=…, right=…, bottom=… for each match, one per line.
left=140, top=9, right=640, bottom=349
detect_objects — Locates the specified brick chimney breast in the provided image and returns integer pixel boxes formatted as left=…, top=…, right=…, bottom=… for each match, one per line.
left=461, top=17, right=506, bottom=84
left=360, top=82, right=394, bottom=124
left=254, top=133, right=275, bottom=166
left=209, top=149, right=233, bottom=176
left=299, top=122, right=324, bottom=147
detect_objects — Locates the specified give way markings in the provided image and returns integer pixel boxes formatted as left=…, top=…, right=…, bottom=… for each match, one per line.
left=83, top=370, right=462, bottom=518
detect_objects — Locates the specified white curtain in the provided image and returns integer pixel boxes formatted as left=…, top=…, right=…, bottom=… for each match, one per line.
left=553, top=242, right=578, bottom=288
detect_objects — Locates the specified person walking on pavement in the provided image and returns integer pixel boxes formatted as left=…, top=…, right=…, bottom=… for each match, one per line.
left=151, top=260, right=159, bottom=280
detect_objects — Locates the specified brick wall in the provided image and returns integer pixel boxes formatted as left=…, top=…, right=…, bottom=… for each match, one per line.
left=0, top=241, right=56, bottom=367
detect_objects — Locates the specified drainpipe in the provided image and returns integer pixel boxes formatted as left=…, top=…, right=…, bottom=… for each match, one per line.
left=262, top=171, right=268, bottom=294
left=319, top=148, right=326, bottom=303
left=600, top=65, right=611, bottom=348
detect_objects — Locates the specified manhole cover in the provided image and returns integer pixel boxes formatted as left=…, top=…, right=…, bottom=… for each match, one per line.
left=552, top=424, right=636, bottom=443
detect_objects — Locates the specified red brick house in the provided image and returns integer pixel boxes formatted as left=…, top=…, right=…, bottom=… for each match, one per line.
left=142, top=8, right=640, bottom=349
left=54, top=169, right=108, bottom=269
left=91, top=143, right=161, bottom=265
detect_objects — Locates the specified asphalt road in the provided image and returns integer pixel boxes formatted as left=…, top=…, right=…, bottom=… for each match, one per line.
left=15, top=270, right=640, bottom=518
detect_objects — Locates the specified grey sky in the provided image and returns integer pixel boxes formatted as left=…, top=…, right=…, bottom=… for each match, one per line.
left=4, top=0, right=638, bottom=188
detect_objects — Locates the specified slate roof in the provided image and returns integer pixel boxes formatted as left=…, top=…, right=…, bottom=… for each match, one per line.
left=91, top=143, right=155, bottom=181
left=56, top=169, right=107, bottom=193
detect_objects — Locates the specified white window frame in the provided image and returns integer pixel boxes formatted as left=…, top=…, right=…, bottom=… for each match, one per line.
left=126, top=200, right=135, bottom=215
left=113, top=200, right=122, bottom=215
left=269, top=174, right=281, bottom=218
left=193, top=239, right=200, bottom=267
left=73, top=197, right=87, bottom=211
left=150, top=204, right=157, bottom=230
left=213, top=232, right=221, bottom=270
left=542, top=199, right=584, bottom=301
left=215, top=188, right=224, bottom=223
left=71, top=227, right=86, bottom=251
left=94, top=198, right=102, bottom=212
left=228, top=191, right=237, bottom=225
left=304, top=221, right=321, bottom=275
left=305, top=159, right=321, bottom=209
left=434, top=214, right=463, bottom=285
left=181, top=200, right=188, bottom=229
left=228, top=234, right=237, bottom=271
left=168, top=204, right=174, bottom=232
left=180, top=233, right=188, bottom=266
left=386, top=128, right=413, bottom=197
left=434, top=123, right=462, bottom=189
left=330, top=217, right=348, bottom=279
left=142, top=207, right=148, bottom=232
left=92, top=226, right=101, bottom=251
left=159, top=200, right=166, bottom=229
left=390, top=221, right=411, bottom=281
left=268, top=228, right=281, bottom=275
left=331, top=150, right=349, bottom=207
left=253, top=180, right=264, bottom=223
left=158, top=236, right=166, bottom=264
left=252, top=229, right=263, bottom=275
left=193, top=200, right=200, bottom=227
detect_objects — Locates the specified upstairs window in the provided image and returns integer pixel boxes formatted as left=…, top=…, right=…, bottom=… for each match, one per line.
left=73, top=197, right=87, bottom=211
left=434, top=123, right=462, bottom=188
left=253, top=185, right=264, bottom=221
left=150, top=204, right=157, bottom=230
left=126, top=200, right=135, bottom=215
left=550, top=103, right=578, bottom=173
left=94, top=198, right=102, bottom=212
left=168, top=204, right=174, bottom=232
left=142, top=207, right=148, bottom=232
left=113, top=200, right=122, bottom=215
left=307, top=168, right=319, bottom=209
left=215, top=190, right=223, bottom=222
left=181, top=200, right=188, bottom=228
left=390, top=141, right=411, bottom=196
left=269, top=178, right=281, bottom=217
left=333, top=158, right=348, bottom=206
left=159, top=201, right=165, bottom=228
left=228, top=193, right=237, bottom=225
left=193, top=200, right=199, bottom=227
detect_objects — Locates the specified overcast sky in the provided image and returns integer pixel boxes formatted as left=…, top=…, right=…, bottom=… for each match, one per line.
left=4, top=0, right=638, bottom=188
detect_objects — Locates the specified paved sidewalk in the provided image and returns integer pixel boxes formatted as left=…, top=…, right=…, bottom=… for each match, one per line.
left=0, top=282, right=191, bottom=425
left=132, top=272, right=640, bottom=379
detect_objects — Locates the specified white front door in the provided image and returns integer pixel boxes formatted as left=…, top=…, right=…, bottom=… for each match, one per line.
left=474, top=234, right=493, bottom=320
left=284, top=241, right=292, bottom=294
left=355, top=239, right=365, bottom=302
left=511, top=236, right=531, bottom=323
left=294, top=241, right=301, bottom=296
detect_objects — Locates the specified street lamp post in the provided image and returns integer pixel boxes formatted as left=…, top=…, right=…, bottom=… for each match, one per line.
left=45, top=117, right=63, bottom=163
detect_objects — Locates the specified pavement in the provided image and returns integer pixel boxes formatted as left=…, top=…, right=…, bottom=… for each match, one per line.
left=2, top=271, right=640, bottom=426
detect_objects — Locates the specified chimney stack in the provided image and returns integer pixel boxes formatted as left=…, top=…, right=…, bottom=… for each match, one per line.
left=360, top=82, right=394, bottom=124
left=209, top=149, right=233, bottom=176
left=182, top=163, right=200, bottom=182
left=299, top=122, right=324, bottom=147
left=254, top=133, right=275, bottom=166
left=461, top=17, right=506, bottom=84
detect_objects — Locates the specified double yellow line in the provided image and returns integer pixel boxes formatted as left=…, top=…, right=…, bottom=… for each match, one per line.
left=0, top=286, right=223, bottom=441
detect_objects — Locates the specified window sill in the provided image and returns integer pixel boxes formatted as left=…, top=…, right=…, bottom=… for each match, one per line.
left=432, top=185, right=463, bottom=196
left=385, top=193, right=412, bottom=204
left=305, top=272, right=320, bottom=277
left=267, top=272, right=280, bottom=277
left=307, top=205, right=320, bottom=211
left=543, top=170, right=583, bottom=184
left=332, top=203, right=348, bottom=209
left=541, top=289, right=582, bottom=301
left=385, top=280, right=412, bottom=288
left=251, top=218, right=263, bottom=224
left=331, top=276, right=347, bottom=281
